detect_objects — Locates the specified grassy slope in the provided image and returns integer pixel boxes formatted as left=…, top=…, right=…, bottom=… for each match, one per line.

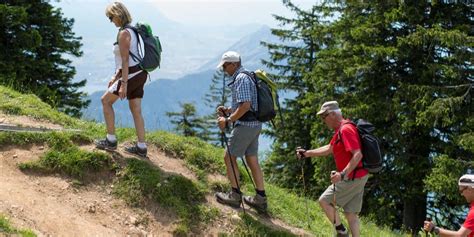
left=0, top=86, right=404, bottom=236
left=0, top=215, right=36, bottom=237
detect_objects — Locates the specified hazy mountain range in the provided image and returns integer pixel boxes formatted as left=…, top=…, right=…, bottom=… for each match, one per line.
left=83, top=26, right=276, bottom=132
left=56, top=1, right=272, bottom=93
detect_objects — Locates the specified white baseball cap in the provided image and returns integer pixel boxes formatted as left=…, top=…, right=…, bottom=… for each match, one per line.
left=459, top=174, right=474, bottom=188
left=216, top=51, right=241, bottom=70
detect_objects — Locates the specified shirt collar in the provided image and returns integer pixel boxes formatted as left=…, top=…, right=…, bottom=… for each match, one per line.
left=231, top=66, right=245, bottom=79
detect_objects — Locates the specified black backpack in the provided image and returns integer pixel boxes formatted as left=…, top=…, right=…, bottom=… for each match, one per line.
left=124, top=22, right=162, bottom=72
left=236, top=70, right=280, bottom=123
left=338, top=119, right=383, bottom=174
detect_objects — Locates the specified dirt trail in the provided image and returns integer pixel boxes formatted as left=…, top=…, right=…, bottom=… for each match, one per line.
left=0, top=123, right=311, bottom=236
left=0, top=145, right=175, bottom=236
left=0, top=113, right=63, bottom=130
left=132, top=143, right=311, bottom=236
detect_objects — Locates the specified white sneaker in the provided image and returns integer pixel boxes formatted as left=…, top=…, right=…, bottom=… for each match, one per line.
left=335, top=229, right=349, bottom=237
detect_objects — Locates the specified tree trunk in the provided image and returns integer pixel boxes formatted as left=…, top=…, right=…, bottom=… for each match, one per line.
left=403, top=195, right=427, bottom=235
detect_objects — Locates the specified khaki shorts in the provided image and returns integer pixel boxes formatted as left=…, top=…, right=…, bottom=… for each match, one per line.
left=319, top=175, right=368, bottom=213
left=227, top=124, right=261, bottom=157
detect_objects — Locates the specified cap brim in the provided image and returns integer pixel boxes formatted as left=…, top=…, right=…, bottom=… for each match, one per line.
left=316, top=109, right=327, bottom=116
left=216, top=60, right=225, bottom=70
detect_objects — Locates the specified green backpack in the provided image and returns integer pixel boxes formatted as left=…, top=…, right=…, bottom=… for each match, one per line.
left=239, top=70, right=282, bottom=124
left=124, top=22, right=162, bottom=72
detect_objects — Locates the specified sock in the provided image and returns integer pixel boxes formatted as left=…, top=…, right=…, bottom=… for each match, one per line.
left=336, top=224, right=346, bottom=231
left=137, top=142, right=147, bottom=149
left=256, top=189, right=266, bottom=197
left=106, top=134, right=116, bottom=142
left=232, top=187, right=242, bottom=194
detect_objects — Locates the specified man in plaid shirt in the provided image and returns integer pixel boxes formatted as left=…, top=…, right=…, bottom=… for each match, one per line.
left=215, top=51, right=267, bottom=212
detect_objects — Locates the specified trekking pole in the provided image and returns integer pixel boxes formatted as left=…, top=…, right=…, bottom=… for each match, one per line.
left=222, top=130, right=247, bottom=215
left=218, top=108, right=247, bottom=214
left=425, top=217, right=432, bottom=237
left=331, top=170, right=337, bottom=236
left=219, top=108, right=256, bottom=190
left=240, top=156, right=256, bottom=190
left=297, top=147, right=311, bottom=229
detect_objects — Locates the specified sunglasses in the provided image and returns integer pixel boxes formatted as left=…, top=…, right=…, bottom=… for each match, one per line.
left=459, top=186, right=469, bottom=194
left=321, top=112, right=331, bottom=120
left=108, top=15, right=114, bottom=22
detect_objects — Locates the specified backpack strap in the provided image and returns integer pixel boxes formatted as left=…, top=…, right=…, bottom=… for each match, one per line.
left=120, top=25, right=143, bottom=63
left=336, top=121, right=355, bottom=144
left=336, top=120, right=361, bottom=180
left=235, top=71, right=259, bottom=122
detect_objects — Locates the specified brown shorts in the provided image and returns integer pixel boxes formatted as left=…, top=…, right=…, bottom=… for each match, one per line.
left=112, top=65, right=148, bottom=100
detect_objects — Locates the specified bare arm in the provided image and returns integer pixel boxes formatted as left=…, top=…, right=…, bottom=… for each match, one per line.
left=217, top=102, right=250, bottom=130
left=438, top=226, right=471, bottom=237
left=424, top=220, right=472, bottom=237
left=118, top=29, right=131, bottom=98
left=301, top=144, right=333, bottom=157
left=229, top=102, right=250, bottom=122
left=342, top=149, right=363, bottom=175
left=330, top=149, right=363, bottom=182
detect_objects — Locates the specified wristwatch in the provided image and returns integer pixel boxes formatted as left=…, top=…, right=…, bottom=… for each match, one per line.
left=225, top=117, right=231, bottom=124
left=432, top=226, right=440, bottom=234
left=340, top=171, right=346, bottom=180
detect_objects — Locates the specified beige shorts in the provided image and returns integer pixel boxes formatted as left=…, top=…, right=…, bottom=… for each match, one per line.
left=319, top=175, right=368, bottom=213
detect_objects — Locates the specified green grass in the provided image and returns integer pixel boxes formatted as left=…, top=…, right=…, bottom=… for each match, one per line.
left=0, top=85, right=405, bottom=235
left=0, top=86, right=77, bottom=127
left=113, top=159, right=219, bottom=234
left=147, top=130, right=403, bottom=236
left=147, top=131, right=227, bottom=183
left=18, top=132, right=113, bottom=178
left=0, top=214, right=36, bottom=237
left=233, top=214, right=296, bottom=236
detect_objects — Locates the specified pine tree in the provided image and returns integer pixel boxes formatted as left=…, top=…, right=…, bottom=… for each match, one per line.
left=0, top=1, right=88, bottom=117
left=265, top=0, right=473, bottom=232
left=166, top=103, right=211, bottom=141
left=261, top=0, right=336, bottom=196
left=203, top=69, right=231, bottom=147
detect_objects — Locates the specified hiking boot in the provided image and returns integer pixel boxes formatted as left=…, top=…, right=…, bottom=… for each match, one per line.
left=243, top=194, right=267, bottom=213
left=335, top=229, right=349, bottom=237
left=215, top=190, right=242, bottom=208
left=125, top=144, right=147, bottom=158
left=95, top=138, right=117, bottom=151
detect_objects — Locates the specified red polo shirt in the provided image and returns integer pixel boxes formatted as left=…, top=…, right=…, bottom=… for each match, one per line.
left=330, top=119, right=368, bottom=179
left=465, top=202, right=474, bottom=237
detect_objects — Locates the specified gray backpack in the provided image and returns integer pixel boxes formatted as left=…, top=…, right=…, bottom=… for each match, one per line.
left=124, top=22, right=162, bottom=72
left=237, top=70, right=279, bottom=123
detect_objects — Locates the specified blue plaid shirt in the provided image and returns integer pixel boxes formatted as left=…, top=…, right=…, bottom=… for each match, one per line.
left=229, top=66, right=261, bottom=128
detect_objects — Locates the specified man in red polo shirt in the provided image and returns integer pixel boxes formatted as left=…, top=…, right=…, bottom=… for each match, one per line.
left=296, top=101, right=368, bottom=237
left=424, top=174, right=474, bottom=237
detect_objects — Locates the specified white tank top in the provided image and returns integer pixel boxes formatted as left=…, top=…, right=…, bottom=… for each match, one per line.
left=113, top=28, right=141, bottom=69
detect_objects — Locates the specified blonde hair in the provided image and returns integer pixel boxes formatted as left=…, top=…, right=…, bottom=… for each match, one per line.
left=105, top=2, right=132, bottom=27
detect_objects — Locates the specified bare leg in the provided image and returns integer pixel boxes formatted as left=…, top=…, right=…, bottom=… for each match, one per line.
left=244, top=155, right=264, bottom=190
left=319, top=199, right=342, bottom=227
left=128, top=98, right=145, bottom=143
left=224, top=150, right=240, bottom=189
left=344, top=212, right=360, bottom=237
left=101, top=92, right=119, bottom=135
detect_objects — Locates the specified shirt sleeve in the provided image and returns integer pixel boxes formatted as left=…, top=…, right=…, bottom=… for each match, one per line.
left=235, top=74, right=253, bottom=103
left=464, top=206, right=474, bottom=231
left=341, top=124, right=361, bottom=152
